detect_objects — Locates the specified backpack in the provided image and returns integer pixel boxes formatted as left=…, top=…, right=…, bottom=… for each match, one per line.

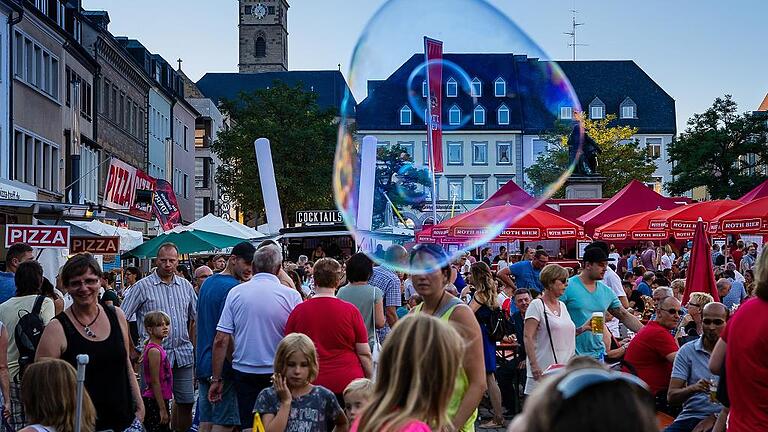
left=487, top=306, right=514, bottom=342
left=15, top=295, right=46, bottom=377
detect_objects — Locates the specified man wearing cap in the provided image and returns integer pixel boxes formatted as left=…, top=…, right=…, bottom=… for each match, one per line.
left=196, top=242, right=255, bottom=431
left=561, top=245, right=644, bottom=359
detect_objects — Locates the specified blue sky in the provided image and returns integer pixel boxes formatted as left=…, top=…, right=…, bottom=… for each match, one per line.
left=82, top=0, right=766, bottom=133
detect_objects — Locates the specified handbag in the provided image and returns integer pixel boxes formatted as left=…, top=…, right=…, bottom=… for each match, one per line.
left=541, top=299, right=559, bottom=364
left=370, top=287, right=382, bottom=380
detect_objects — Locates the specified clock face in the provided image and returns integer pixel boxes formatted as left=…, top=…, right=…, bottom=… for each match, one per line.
left=254, top=3, right=267, bottom=19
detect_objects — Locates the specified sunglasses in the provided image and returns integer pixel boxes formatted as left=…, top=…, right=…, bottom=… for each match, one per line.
left=662, top=308, right=685, bottom=316
left=557, top=368, right=649, bottom=400
left=703, top=318, right=725, bottom=326
left=687, top=302, right=702, bottom=309
left=559, top=278, right=568, bottom=283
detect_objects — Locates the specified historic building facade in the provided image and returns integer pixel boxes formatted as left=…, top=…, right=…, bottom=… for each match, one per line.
left=238, top=0, right=289, bottom=73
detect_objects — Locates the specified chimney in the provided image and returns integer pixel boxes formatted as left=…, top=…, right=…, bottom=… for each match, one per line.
left=82, top=10, right=110, bottom=31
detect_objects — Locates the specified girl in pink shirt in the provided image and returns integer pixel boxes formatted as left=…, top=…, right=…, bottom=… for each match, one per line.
left=351, top=314, right=464, bottom=432
left=141, top=311, right=173, bottom=432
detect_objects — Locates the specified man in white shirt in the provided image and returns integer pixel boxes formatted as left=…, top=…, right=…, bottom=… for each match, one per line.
left=209, top=244, right=302, bottom=431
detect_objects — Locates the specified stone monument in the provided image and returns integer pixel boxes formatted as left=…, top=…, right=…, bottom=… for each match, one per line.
left=565, top=124, right=606, bottom=199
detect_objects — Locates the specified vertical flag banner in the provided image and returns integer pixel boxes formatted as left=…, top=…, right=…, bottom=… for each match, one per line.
left=425, top=37, right=444, bottom=173
left=103, top=158, right=138, bottom=210
left=130, top=169, right=156, bottom=221
left=152, top=179, right=182, bottom=231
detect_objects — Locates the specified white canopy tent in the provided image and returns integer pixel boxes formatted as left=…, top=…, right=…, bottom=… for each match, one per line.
left=68, top=219, right=144, bottom=251
left=188, top=213, right=265, bottom=240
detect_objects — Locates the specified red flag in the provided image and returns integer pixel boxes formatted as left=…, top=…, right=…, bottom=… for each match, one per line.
left=682, top=219, right=719, bottom=305
left=152, top=179, right=182, bottom=231
left=424, top=37, right=443, bottom=173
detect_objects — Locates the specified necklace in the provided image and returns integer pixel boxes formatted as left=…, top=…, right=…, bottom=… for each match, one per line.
left=423, top=290, right=447, bottom=316
left=71, top=306, right=101, bottom=338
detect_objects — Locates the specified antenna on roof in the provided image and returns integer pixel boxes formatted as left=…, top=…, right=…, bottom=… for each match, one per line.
left=564, top=6, right=587, bottom=60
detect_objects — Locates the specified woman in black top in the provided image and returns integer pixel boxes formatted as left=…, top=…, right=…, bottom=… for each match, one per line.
left=36, top=254, right=144, bottom=431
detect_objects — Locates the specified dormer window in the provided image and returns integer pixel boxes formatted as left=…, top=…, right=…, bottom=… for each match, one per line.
left=473, top=105, right=485, bottom=125
left=399, top=105, right=412, bottom=125
left=449, top=105, right=461, bottom=125
left=446, top=77, right=457, bottom=97
left=589, top=97, right=605, bottom=119
left=620, top=97, right=637, bottom=119
left=560, top=106, right=573, bottom=120
left=497, top=104, right=510, bottom=125
left=470, top=78, right=482, bottom=97
left=494, top=78, right=506, bottom=97
left=422, top=80, right=427, bottom=97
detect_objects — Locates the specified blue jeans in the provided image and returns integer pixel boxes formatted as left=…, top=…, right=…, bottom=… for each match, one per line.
left=664, top=416, right=710, bottom=432
left=232, top=370, right=272, bottom=430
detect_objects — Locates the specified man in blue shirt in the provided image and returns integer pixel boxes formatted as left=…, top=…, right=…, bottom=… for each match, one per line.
left=560, top=245, right=644, bottom=358
left=498, top=249, right=548, bottom=295
left=637, top=271, right=655, bottom=297
left=196, top=241, right=255, bottom=430
left=665, top=302, right=728, bottom=432
left=721, top=270, right=746, bottom=310
left=0, top=243, right=34, bottom=304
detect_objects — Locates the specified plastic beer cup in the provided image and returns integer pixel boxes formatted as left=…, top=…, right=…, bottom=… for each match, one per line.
left=591, top=312, right=604, bottom=334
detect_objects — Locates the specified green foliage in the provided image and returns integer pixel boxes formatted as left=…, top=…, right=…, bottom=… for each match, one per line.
left=211, top=81, right=338, bottom=221
left=526, top=114, right=656, bottom=197
left=666, top=95, right=768, bottom=198
left=373, top=145, right=432, bottom=228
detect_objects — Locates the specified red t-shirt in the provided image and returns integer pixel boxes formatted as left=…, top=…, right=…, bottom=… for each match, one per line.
left=731, top=248, right=743, bottom=269
left=721, top=298, right=768, bottom=431
left=284, top=297, right=368, bottom=394
left=622, top=321, right=678, bottom=395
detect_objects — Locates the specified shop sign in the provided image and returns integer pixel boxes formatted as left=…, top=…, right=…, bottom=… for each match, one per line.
left=70, top=236, right=120, bottom=254
left=103, top=158, right=138, bottom=210
left=296, top=210, right=344, bottom=225
left=0, top=179, right=36, bottom=201
left=4, top=224, right=69, bottom=249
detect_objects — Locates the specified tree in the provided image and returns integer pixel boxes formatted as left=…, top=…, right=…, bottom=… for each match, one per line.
left=211, top=82, right=338, bottom=222
left=373, top=145, right=432, bottom=228
left=525, top=114, right=657, bottom=197
left=666, top=95, right=768, bottom=198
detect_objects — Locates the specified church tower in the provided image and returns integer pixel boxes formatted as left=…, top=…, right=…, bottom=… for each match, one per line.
left=238, top=0, right=289, bottom=73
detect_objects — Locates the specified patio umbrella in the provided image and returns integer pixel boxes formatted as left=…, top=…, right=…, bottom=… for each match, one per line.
left=593, top=208, right=672, bottom=241
left=682, top=219, right=719, bottom=304
left=446, top=204, right=584, bottom=241
left=662, top=200, right=742, bottom=239
left=709, top=196, right=768, bottom=234
left=123, top=228, right=247, bottom=259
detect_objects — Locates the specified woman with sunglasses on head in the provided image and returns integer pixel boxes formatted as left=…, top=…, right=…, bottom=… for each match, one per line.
left=675, top=292, right=713, bottom=346
left=523, top=264, right=580, bottom=396
left=409, top=245, right=486, bottom=432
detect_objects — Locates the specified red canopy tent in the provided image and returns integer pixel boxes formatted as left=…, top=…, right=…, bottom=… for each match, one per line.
left=663, top=200, right=742, bottom=238
left=477, top=180, right=539, bottom=210
left=738, top=179, right=768, bottom=203
left=593, top=209, right=671, bottom=241
left=446, top=204, right=585, bottom=242
left=709, top=196, right=768, bottom=234
left=682, top=220, right=719, bottom=304
left=577, top=180, right=680, bottom=236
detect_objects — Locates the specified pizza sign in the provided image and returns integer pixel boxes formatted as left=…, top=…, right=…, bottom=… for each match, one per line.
left=103, top=158, right=137, bottom=210
left=70, top=236, right=120, bottom=254
left=4, top=225, right=70, bottom=249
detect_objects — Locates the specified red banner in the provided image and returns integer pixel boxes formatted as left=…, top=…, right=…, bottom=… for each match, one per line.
left=103, top=158, right=138, bottom=210
left=153, top=179, right=182, bottom=231
left=130, top=170, right=156, bottom=221
left=425, top=37, right=443, bottom=173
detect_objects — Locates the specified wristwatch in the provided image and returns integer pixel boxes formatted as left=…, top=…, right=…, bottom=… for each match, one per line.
left=209, top=376, right=223, bottom=383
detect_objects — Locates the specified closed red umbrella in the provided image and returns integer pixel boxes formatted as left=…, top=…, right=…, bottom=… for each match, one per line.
left=447, top=204, right=584, bottom=241
left=593, top=208, right=672, bottom=241
left=682, top=219, right=719, bottom=305
left=709, top=196, right=768, bottom=234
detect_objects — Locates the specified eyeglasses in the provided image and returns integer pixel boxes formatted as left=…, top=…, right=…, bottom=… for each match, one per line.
left=661, top=308, right=685, bottom=316
left=556, top=368, right=649, bottom=400
left=558, top=278, right=568, bottom=283
left=702, top=318, right=725, bottom=326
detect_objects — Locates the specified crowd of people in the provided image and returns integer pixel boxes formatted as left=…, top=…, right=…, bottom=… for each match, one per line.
left=0, top=235, right=764, bottom=432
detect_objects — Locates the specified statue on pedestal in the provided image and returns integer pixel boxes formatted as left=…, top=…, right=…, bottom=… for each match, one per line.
left=567, top=124, right=601, bottom=176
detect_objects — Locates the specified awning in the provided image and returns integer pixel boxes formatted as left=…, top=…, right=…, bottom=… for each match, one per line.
left=37, top=219, right=99, bottom=237
left=0, top=199, right=89, bottom=216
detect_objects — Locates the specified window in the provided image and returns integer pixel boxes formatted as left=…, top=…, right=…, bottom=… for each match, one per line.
left=11, top=129, right=59, bottom=192
left=398, top=141, right=414, bottom=160
left=447, top=141, right=463, bottom=165
left=473, top=105, right=485, bottom=125
left=560, top=106, right=573, bottom=120
left=268, top=6, right=275, bottom=14
left=448, top=180, right=463, bottom=200
left=183, top=173, right=189, bottom=198
left=473, top=179, right=487, bottom=201
left=422, top=80, right=427, bottom=97
left=102, top=79, right=110, bottom=114
left=621, top=105, right=635, bottom=119
left=14, top=32, right=22, bottom=77
left=472, top=141, right=488, bottom=164
left=646, top=137, right=662, bottom=159
left=497, top=104, right=510, bottom=125
left=184, top=125, right=189, bottom=150
left=532, top=138, right=549, bottom=160
left=12, top=31, right=60, bottom=100
left=244, top=5, right=252, bottom=14
left=494, top=78, right=506, bottom=97
left=399, top=105, right=412, bottom=125
left=470, top=78, right=481, bottom=97
left=111, top=86, right=117, bottom=120
left=497, top=141, right=512, bottom=165
left=448, top=105, right=461, bottom=125
left=446, top=77, right=457, bottom=97
left=590, top=105, right=604, bottom=119
left=376, top=140, right=390, bottom=153
left=80, top=145, right=99, bottom=203
left=255, top=37, right=266, bottom=58
left=422, top=141, right=429, bottom=166
left=65, top=67, right=71, bottom=106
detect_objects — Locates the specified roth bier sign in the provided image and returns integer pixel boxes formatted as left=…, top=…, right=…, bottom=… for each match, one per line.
left=5, top=224, right=70, bottom=249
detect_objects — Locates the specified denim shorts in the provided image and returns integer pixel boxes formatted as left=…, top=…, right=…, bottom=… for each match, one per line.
left=198, top=380, right=240, bottom=426
left=171, top=365, right=195, bottom=404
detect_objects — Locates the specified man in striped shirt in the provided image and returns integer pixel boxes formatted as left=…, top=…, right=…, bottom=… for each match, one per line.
left=122, top=242, right=198, bottom=432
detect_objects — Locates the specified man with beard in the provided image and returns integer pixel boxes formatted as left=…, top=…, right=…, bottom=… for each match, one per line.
left=664, top=303, right=728, bottom=432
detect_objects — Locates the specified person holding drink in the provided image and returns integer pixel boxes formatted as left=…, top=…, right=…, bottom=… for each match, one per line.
left=664, top=302, right=728, bottom=432
left=523, top=264, right=579, bottom=395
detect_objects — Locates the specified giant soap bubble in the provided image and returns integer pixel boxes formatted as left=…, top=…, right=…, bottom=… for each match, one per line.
left=334, top=0, right=584, bottom=274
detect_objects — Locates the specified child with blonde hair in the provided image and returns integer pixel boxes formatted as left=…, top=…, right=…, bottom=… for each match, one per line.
left=352, top=314, right=464, bottom=432
left=254, top=333, right=347, bottom=432
left=141, top=311, right=173, bottom=432
left=343, top=378, right=373, bottom=423
left=20, top=358, right=96, bottom=432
